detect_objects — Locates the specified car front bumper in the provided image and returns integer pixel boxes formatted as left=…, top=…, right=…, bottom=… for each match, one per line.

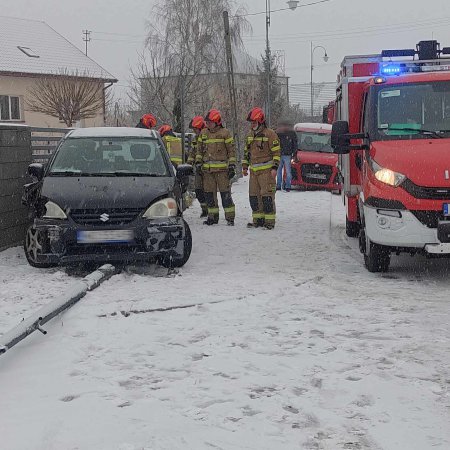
left=33, top=216, right=188, bottom=265
left=363, top=204, right=450, bottom=254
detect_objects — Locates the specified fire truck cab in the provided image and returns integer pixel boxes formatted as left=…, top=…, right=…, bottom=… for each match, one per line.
left=332, top=41, right=450, bottom=272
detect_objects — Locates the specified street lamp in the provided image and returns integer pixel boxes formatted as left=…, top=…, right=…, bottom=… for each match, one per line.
left=265, top=0, right=299, bottom=126
left=310, top=43, right=329, bottom=119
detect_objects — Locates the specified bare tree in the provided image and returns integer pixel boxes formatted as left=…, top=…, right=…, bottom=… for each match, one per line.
left=105, top=96, right=133, bottom=127
left=129, top=0, right=250, bottom=130
left=27, top=70, right=106, bottom=127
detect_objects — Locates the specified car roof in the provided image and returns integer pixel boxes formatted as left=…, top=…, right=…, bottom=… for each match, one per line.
left=294, top=123, right=332, bottom=133
left=67, top=127, right=159, bottom=139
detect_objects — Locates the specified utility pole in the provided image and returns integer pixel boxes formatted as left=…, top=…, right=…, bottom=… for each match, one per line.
left=223, top=11, right=241, bottom=166
left=265, top=0, right=271, bottom=127
left=180, top=75, right=186, bottom=162
left=82, top=30, right=91, bottom=56
left=310, top=41, right=314, bottom=119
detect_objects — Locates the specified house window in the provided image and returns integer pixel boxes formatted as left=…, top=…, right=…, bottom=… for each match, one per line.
left=0, top=95, right=21, bottom=121
left=17, top=46, right=40, bottom=58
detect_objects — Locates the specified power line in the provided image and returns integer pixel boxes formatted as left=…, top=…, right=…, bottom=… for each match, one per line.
left=243, top=16, right=450, bottom=43
left=233, top=0, right=331, bottom=17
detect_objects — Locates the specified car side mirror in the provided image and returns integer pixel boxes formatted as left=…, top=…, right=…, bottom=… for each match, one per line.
left=176, top=164, right=193, bottom=193
left=28, top=163, right=45, bottom=180
left=331, top=121, right=351, bottom=154
left=176, top=164, right=193, bottom=179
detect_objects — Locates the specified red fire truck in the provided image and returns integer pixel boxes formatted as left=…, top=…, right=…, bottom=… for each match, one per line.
left=331, top=40, right=450, bottom=272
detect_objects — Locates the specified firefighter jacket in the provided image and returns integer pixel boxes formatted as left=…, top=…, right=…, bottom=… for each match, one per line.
left=196, top=127, right=236, bottom=172
left=187, top=134, right=199, bottom=165
left=162, top=134, right=183, bottom=166
left=242, top=127, right=281, bottom=172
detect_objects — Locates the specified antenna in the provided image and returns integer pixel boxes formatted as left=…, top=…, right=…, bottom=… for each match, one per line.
left=82, top=30, right=91, bottom=56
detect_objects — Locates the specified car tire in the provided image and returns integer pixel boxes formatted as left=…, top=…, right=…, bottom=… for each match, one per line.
left=160, top=220, right=192, bottom=268
left=24, top=225, right=56, bottom=268
left=364, top=241, right=391, bottom=273
left=346, top=216, right=360, bottom=237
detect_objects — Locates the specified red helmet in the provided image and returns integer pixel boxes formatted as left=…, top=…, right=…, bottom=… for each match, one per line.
left=205, top=109, right=222, bottom=126
left=141, top=113, right=157, bottom=129
left=158, top=124, right=173, bottom=137
left=189, top=115, right=205, bottom=130
left=247, top=107, right=265, bottom=124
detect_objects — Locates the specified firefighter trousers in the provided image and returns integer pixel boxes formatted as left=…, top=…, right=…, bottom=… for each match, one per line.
left=203, top=171, right=235, bottom=221
left=249, top=168, right=276, bottom=226
left=194, top=172, right=210, bottom=214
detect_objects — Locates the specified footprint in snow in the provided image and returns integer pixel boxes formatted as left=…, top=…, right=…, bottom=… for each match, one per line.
left=60, top=394, right=79, bottom=402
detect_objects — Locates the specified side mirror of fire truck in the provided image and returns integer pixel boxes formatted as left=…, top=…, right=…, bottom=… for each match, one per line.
left=331, top=121, right=351, bottom=154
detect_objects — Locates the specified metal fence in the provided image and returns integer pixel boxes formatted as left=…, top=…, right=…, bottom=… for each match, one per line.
left=31, top=127, right=71, bottom=164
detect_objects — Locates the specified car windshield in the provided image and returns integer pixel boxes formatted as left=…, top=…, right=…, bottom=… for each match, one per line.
left=48, top=137, right=170, bottom=176
left=376, top=81, right=450, bottom=138
left=296, top=131, right=332, bottom=153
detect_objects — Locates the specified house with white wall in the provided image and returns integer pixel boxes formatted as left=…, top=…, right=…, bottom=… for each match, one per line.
left=0, top=16, right=117, bottom=128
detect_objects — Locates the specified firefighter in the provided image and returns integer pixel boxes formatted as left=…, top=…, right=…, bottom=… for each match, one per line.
left=242, top=107, right=281, bottom=229
left=136, top=113, right=157, bottom=130
left=196, top=109, right=236, bottom=226
left=187, top=116, right=210, bottom=217
left=158, top=124, right=183, bottom=167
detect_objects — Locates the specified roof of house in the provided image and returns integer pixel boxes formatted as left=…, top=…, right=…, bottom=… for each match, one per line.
left=0, top=16, right=117, bottom=82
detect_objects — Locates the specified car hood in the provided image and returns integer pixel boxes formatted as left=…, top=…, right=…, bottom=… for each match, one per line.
left=370, top=140, right=450, bottom=187
left=41, top=176, right=175, bottom=210
left=297, top=150, right=337, bottom=165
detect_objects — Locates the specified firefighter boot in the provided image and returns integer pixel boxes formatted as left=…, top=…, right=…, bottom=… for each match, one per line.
left=204, top=216, right=219, bottom=225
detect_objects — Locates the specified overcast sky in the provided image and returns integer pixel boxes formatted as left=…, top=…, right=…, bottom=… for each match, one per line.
left=3, top=0, right=450, bottom=95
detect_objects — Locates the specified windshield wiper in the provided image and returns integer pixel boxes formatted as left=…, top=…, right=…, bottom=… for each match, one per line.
left=379, top=127, right=443, bottom=138
left=106, top=172, right=165, bottom=177
left=48, top=171, right=83, bottom=176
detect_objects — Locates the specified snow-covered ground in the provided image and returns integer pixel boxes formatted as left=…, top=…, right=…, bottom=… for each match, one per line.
left=0, top=178, right=449, bottom=450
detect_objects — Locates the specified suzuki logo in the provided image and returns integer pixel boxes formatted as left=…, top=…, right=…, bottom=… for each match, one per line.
left=99, top=213, right=110, bottom=222
left=445, top=170, right=450, bottom=180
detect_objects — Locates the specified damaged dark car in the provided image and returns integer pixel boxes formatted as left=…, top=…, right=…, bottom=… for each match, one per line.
left=22, top=127, right=193, bottom=268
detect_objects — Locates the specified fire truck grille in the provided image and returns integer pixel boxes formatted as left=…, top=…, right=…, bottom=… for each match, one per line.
left=70, top=209, right=141, bottom=226
left=301, top=164, right=333, bottom=185
left=411, top=210, right=446, bottom=228
left=402, top=179, right=450, bottom=200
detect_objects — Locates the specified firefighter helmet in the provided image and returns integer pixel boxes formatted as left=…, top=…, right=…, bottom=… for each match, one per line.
left=205, top=109, right=222, bottom=126
left=189, top=115, right=205, bottom=130
left=247, top=107, right=265, bottom=124
left=158, top=124, right=172, bottom=137
left=141, top=113, right=157, bottom=129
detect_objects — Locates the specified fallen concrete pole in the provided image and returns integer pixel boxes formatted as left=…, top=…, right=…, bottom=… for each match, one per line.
left=0, top=264, right=116, bottom=356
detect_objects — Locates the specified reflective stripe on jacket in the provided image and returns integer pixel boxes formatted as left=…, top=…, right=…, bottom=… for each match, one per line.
left=242, top=127, right=281, bottom=170
left=196, top=127, right=236, bottom=171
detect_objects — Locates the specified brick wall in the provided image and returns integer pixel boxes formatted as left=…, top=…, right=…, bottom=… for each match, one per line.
left=0, top=125, right=31, bottom=250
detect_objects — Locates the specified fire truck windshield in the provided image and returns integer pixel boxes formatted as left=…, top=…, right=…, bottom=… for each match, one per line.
left=296, top=131, right=333, bottom=153
left=374, top=81, right=450, bottom=140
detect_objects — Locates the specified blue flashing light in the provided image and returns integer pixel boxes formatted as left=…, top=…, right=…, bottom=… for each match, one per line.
left=381, top=65, right=403, bottom=75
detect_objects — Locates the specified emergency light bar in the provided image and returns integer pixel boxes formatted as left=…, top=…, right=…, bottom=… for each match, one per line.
left=380, top=62, right=450, bottom=76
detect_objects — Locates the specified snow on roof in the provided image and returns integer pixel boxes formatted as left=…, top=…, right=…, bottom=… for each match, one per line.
left=294, top=123, right=332, bottom=132
left=68, top=127, right=158, bottom=138
left=0, top=16, right=117, bottom=81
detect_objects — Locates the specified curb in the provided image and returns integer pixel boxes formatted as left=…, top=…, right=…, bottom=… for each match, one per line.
left=0, top=264, right=117, bottom=356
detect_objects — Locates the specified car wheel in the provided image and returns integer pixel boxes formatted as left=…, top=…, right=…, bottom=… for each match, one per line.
left=160, top=220, right=192, bottom=268
left=360, top=223, right=390, bottom=273
left=24, top=225, right=56, bottom=268
left=346, top=216, right=360, bottom=238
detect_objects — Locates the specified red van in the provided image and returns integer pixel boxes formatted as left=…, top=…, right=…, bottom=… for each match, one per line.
left=291, top=123, right=341, bottom=192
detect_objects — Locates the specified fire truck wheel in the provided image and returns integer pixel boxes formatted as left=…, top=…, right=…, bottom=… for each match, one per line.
left=364, top=240, right=391, bottom=273
left=346, top=217, right=360, bottom=238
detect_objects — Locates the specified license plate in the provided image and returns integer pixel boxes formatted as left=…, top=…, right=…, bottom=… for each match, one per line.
left=444, top=203, right=450, bottom=217
left=307, top=173, right=327, bottom=180
left=77, top=230, right=134, bottom=244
